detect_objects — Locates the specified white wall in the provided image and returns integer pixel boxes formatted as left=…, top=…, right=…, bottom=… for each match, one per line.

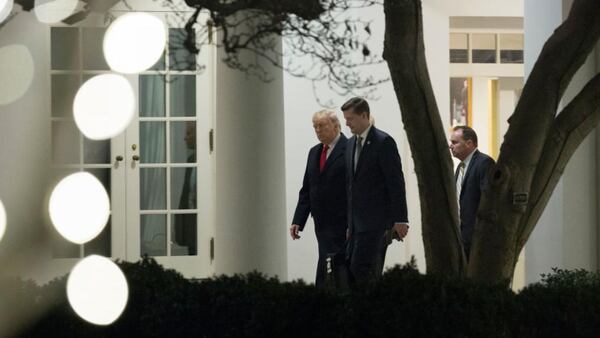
left=524, top=0, right=598, bottom=283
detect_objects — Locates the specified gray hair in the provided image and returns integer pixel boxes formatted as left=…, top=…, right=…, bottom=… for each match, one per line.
left=312, top=109, right=341, bottom=131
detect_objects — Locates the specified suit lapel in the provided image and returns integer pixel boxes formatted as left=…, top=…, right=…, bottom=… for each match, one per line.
left=354, top=127, right=375, bottom=176
left=461, top=150, right=480, bottom=191
left=347, top=135, right=355, bottom=181
left=321, top=134, right=347, bottom=174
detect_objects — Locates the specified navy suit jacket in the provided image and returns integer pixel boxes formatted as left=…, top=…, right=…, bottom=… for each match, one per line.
left=457, top=150, right=494, bottom=249
left=346, top=127, right=408, bottom=233
left=292, top=134, right=348, bottom=237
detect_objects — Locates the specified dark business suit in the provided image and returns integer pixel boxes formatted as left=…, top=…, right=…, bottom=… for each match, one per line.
left=346, top=126, right=408, bottom=283
left=292, top=134, right=348, bottom=286
left=456, top=150, right=494, bottom=259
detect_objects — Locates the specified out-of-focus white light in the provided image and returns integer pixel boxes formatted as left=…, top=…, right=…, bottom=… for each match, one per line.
left=49, top=172, right=110, bottom=244
left=73, top=74, right=134, bottom=140
left=103, top=12, right=166, bottom=74
left=67, top=255, right=129, bottom=325
left=0, top=199, right=6, bottom=242
left=34, top=0, right=78, bottom=24
left=0, top=44, right=34, bottom=105
left=0, top=0, right=13, bottom=24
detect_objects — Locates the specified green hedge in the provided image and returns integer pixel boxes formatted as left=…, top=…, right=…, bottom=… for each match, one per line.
left=10, top=259, right=600, bottom=337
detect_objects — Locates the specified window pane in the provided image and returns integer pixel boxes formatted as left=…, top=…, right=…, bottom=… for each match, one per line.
left=140, top=121, right=166, bottom=164
left=170, top=75, right=196, bottom=117
left=500, top=34, right=524, bottom=64
left=472, top=33, right=496, bottom=63
left=139, top=75, right=166, bottom=117
left=450, top=50, right=468, bottom=63
left=170, top=121, right=196, bottom=163
left=84, top=137, right=110, bottom=164
left=140, top=168, right=166, bottom=210
left=450, top=33, right=468, bottom=49
left=51, top=74, right=79, bottom=118
left=84, top=218, right=111, bottom=256
left=171, top=214, right=197, bottom=256
left=51, top=27, right=80, bottom=70
left=171, top=167, right=196, bottom=210
left=169, top=28, right=196, bottom=71
left=82, top=28, right=110, bottom=70
left=141, top=215, right=167, bottom=256
left=52, top=121, right=79, bottom=164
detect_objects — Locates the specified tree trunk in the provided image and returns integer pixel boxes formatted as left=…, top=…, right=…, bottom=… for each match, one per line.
left=468, top=0, right=600, bottom=283
left=383, top=0, right=465, bottom=277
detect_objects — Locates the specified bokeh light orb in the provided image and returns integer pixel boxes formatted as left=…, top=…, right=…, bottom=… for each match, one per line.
left=0, top=44, right=34, bottom=105
left=73, top=74, right=134, bottom=140
left=49, top=172, right=110, bottom=244
left=103, top=12, right=166, bottom=74
left=67, top=255, right=129, bottom=325
left=34, top=0, right=78, bottom=24
left=0, top=199, right=6, bottom=242
left=0, top=0, right=13, bottom=24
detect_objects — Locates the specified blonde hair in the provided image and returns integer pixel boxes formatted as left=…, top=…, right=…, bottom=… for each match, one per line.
left=312, top=109, right=341, bottom=132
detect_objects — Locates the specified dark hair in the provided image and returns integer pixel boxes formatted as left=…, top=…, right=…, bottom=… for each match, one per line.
left=453, top=125, right=478, bottom=146
left=341, top=97, right=370, bottom=117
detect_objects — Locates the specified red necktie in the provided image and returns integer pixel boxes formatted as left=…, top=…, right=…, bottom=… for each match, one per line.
left=319, top=144, right=329, bottom=172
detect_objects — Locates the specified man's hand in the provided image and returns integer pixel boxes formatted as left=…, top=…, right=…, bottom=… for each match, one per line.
left=393, top=223, right=409, bottom=240
left=290, top=224, right=301, bottom=240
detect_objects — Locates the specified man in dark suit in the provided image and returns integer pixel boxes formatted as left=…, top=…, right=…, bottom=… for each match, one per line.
left=291, top=110, right=348, bottom=287
left=449, top=126, right=495, bottom=260
left=341, top=97, right=409, bottom=284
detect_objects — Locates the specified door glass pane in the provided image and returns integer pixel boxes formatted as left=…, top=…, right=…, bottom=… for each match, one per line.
left=86, top=168, right=111, bottom=199
left=52, top=121, right=80, bottom=164
left=82, top=28, right=110, bottom=70
left=141, top=215, right=166, bottom=256
left=84, top=137, right=110, bottom=164
left=170, top=75, right=195, bottom=117
left=139, top=75, right=166, bottom=117
left=171, top=167, right=196, bottom=210
left=170, top=121, right=196, bottom=163
left=84, top=218, right=111, bottom=256
left=51, top=74, right=79, bottom=118
left=169, top=28, right=196, bottom=71
left=140, top=168, right=166, bottom=210
left=150, top=51, right=166, bottom=71
left=171, top=214, right=197, bottom=256
left=51, top=27, right=80, bottom=70
left=140, top=121, right=166, bottom=163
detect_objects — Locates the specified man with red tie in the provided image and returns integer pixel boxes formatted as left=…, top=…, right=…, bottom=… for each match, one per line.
left=291, top=110, right=348, bottom=287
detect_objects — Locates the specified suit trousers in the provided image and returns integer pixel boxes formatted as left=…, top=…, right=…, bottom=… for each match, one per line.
left=315, top=232, right=347, bottom=287
left=347, top=229, right=387, bottom=285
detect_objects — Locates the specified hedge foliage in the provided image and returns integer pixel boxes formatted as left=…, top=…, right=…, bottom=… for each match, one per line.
left=7, top=259, right=600, bottom=337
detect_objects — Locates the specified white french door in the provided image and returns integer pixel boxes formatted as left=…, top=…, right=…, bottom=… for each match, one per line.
left=48, top=12, right=215, bottom=279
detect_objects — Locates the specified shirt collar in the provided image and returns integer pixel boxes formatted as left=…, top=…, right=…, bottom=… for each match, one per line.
left=463, top=148, right=477, bottom=169
left=357, top=123, right=372, bottom=142
left=326, top=133, right=341, bottom=149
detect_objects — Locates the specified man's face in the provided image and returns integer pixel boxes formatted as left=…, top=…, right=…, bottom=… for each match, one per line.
left=449, top=129, right=474, bottom=161
left=312, top=116, right=337, bottom=145
left=343, top=108, right=369, bottom=135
